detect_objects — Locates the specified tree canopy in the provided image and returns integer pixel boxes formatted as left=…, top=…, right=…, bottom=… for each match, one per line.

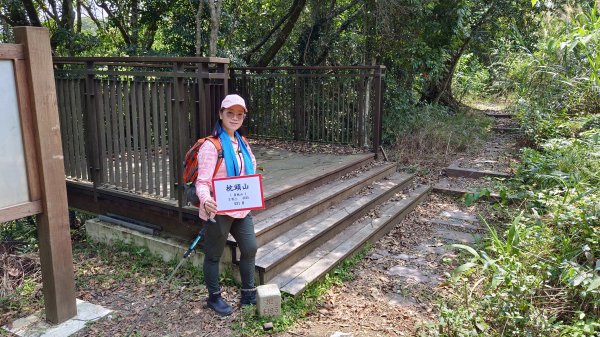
left=0, top=0, right=585, bottom=109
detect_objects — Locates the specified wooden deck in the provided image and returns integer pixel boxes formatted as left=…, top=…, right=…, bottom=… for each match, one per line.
left=67, top=147, right=375, bottom=239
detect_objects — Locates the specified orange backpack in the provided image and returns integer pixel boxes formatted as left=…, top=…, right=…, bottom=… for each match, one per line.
left=182, top=135, right=248, bottom=207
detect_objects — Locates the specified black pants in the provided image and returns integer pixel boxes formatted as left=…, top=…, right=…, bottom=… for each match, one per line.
left=203, top=214, right=257, bottom=294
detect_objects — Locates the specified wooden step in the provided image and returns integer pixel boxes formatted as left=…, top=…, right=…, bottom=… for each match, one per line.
left=270, top=184, right=432, bottom=296
left=249, top=163, right=402, bottom=246
left=446, top=161, right=512, bottom=179
left=263, top=153, right=375, bottom=208
left=255, top=172, right=413, bottom=283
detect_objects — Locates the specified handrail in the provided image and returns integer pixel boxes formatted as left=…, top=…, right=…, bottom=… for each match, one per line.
left=54, top=56, right=230, bottom=64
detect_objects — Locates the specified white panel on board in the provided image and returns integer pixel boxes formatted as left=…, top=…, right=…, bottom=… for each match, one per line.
left=0, top=60, right=30, bottom=209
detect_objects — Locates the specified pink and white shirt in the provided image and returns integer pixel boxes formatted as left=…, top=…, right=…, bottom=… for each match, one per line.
left=194, top=138, right=257, bottom=221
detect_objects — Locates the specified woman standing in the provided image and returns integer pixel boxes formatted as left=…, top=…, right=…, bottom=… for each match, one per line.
left=195, top=94, right=257, bottom=316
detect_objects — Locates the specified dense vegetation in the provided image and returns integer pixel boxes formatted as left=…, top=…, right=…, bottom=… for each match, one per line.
left=0, top=0, right=575, bottom=144
left=433, top=3, right=600, bottom=336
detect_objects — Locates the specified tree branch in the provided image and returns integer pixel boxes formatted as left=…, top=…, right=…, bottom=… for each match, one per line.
left=22, top=0, right=42, bottom=26
left=82, top=3, right=103, bottom=32
left=313, top=9, right=361, bottom=65
left=255, top=0, right=307, bottom=67
left=99, top=1, right=131, bottom=46
left=242, top=0, right=296, bottom=63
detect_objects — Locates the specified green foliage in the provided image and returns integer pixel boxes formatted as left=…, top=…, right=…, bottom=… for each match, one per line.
left=0, top=217, right=38, bottom=253
left=506, top=3, right=600, bottom=143
left=428, top=5, right=600, bottom=335
left=453, top=53, right=492, bottom=103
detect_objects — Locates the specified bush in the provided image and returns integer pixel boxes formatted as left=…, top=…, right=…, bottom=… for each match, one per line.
left=428, top=5, right=600, bottom=336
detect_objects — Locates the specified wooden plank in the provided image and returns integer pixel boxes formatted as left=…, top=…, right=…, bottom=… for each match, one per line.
left=159, top=83, right=168, bottom=197
left=152, top=81, right=160, bottom=195
left=0, top=201, right=43, bottom=223
left=70, top=80, right=83, bottom=179
left=75, top=80, right=88, bottom=180
left=117, top=80, right=126, bottom=187
left=166, top=83, right=175, bottom=199
left=131, top=81, right=140, bottom=192
left=14, top=60, right=41, bottom=201
left=65, top=80, right=78, bottom=178
left=111, top=79, right=121, bottom=187
left=96, top=79, right=107, bottom=185
left=16, top=26, right=77, bottom=323
left=0, top=44, right=24, bottom=59
left=124, top=80, right=133, bottom=190
left=104, top=80, right=114, bottom=185
left=145, top=81, right=154, bottom=194
left=139, top=82, right=148, bottom=193
left=264, top=153, right=374, bottom=207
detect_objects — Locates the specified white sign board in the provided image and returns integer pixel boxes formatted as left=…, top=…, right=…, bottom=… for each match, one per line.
left=0, top=60, right=30, bottom=208
left=212, top=174, right=265, bottom=212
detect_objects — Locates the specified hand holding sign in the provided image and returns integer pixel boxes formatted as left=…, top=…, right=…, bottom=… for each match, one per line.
left=212, top=174, right=265, bottom=213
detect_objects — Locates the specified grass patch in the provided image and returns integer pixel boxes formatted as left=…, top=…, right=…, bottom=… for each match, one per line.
left=388, top=104, right=493, bottom=168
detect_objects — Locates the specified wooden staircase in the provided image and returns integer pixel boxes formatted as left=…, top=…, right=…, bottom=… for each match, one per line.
left=228, top=158, right=431, bottom=296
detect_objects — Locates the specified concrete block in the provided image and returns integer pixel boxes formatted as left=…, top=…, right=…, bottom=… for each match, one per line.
left=256, top=284, right=281, bottom=317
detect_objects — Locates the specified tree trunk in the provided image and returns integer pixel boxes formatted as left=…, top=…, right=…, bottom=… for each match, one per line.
left=421, top=4, right=496, bottom=110
left=76, top=0, right=82, bottom=33
left=208, top=0, right=222, bottom=57
left=131, top=0, right=140, bottom=54
left=195, top=0, right=205, bottom=56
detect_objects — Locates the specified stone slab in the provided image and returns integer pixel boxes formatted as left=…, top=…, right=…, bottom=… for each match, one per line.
left=440, top=210, right=478, bottom=222
left=256, top=284, right=281, bottom=317
left=433, top=227, right=480, bottom=244
left=386, top=265, right=431, bottom=284
left=2, top=299, right=111, bottom=337
left=427, top=219, right=482, bottom=233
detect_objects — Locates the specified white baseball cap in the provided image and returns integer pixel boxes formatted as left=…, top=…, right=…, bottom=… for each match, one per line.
left=220, top=94, right=247, bottom=112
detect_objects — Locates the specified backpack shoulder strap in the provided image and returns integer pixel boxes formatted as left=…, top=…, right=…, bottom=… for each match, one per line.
left=241, top=135, right=249, bottom=147
left=205, top=136, right=223, bottom=177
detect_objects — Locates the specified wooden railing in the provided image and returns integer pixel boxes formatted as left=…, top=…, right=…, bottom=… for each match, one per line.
left=52, top=59, right=384, bottom=218
left=53, top=57, right=229, bottom=206
left=230, top=66, right=385, bottom=152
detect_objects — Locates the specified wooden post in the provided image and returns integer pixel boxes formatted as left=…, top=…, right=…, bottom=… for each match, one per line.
left=14, top=26, right=77, bottom=323
left=84, top=60, right=101, bottom=200
left=372, top=66, right=383, bottom=156
left=173, top=62, right=186, bottom=218
left=294, top=69, right=304, bottom=141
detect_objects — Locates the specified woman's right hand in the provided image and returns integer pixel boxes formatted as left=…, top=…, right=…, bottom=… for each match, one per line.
left=204, top=198, right=218, bottom=217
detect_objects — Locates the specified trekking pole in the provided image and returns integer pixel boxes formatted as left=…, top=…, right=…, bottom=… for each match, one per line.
left=124, top=229, right=203, bottom=336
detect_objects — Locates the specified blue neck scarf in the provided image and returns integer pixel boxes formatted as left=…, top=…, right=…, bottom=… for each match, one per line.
left=218, top=125, right=254, bottom=177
